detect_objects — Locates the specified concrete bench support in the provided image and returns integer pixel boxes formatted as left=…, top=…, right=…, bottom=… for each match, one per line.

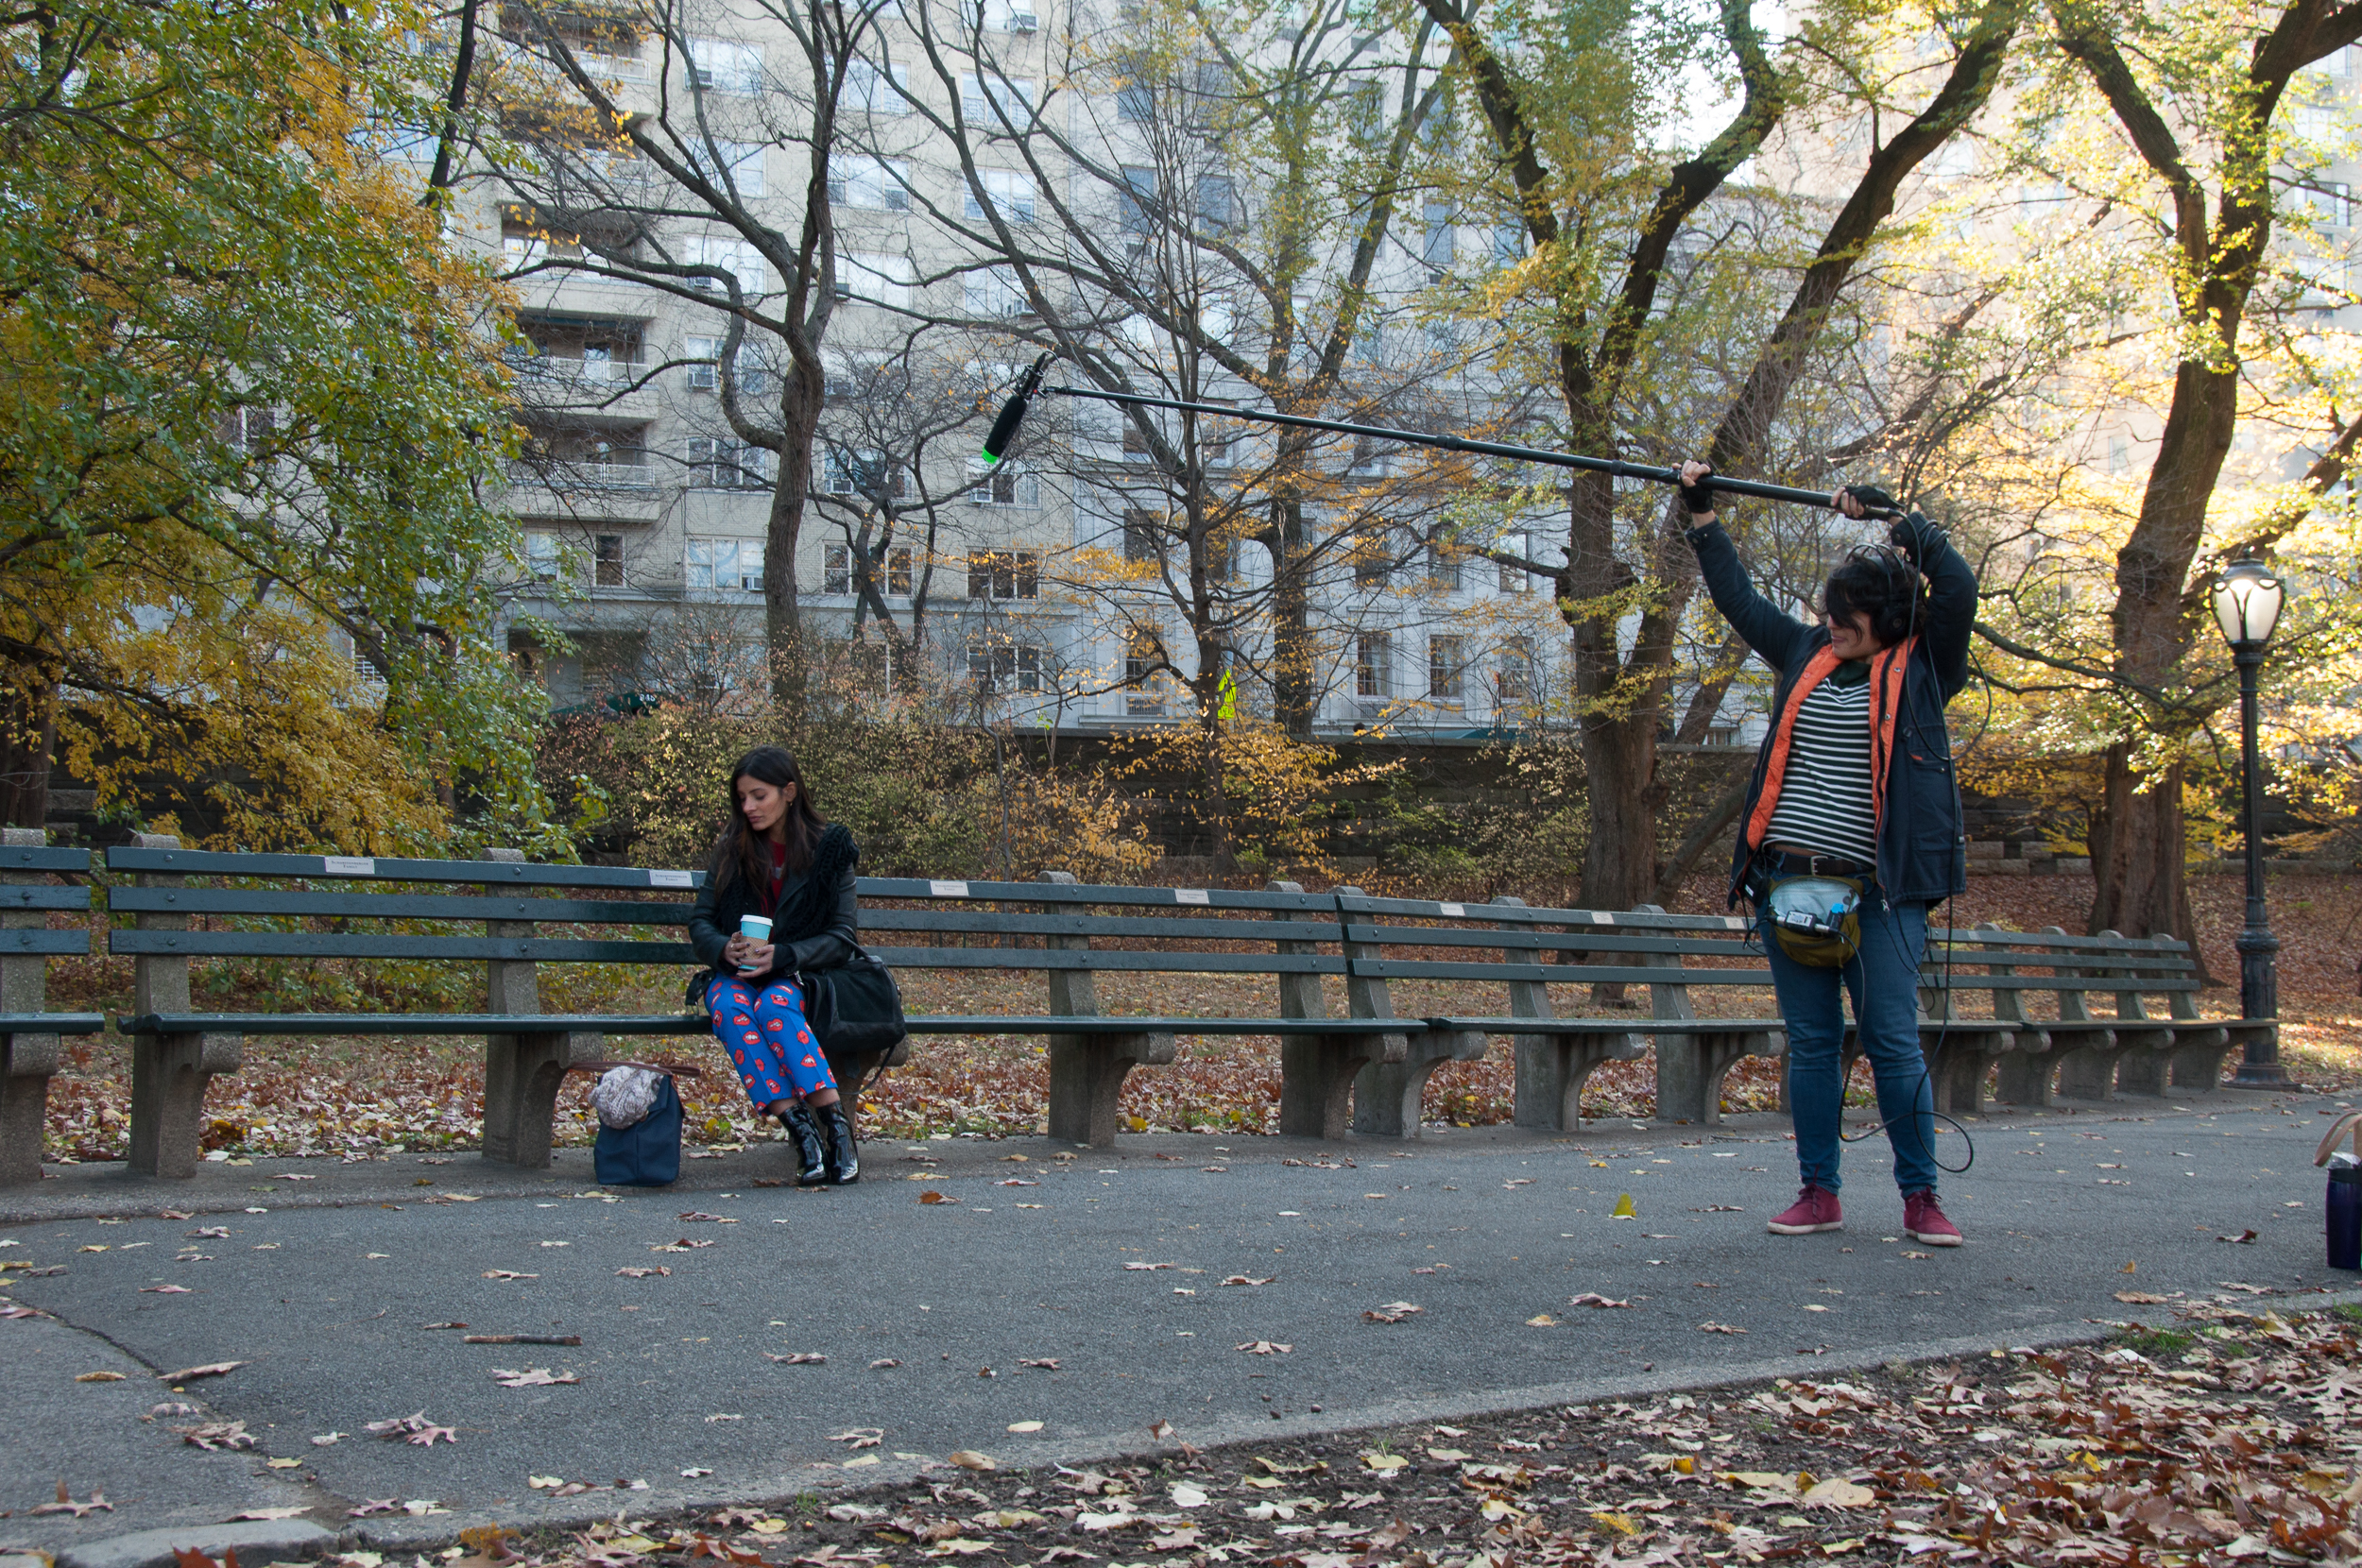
left=1037, top=872, right=1178, bottom=1149
left=1356, top=1028, right=1487, bottom=1137
left=1493, top=897, right=1644, bottom=1132
left=126, top=834, right=245, bottom=1178
left=1325, top=884, right=1421, bottom=1139
left=2, top=827, right=56, bottom=1185
left=483, top=1028, right=600, bottom=1167
left=1635, top=905, right=1773, bottom=1126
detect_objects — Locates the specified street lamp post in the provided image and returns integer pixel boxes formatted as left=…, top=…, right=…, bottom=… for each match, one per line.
left=2212, top=556, right=2286, bottom=1086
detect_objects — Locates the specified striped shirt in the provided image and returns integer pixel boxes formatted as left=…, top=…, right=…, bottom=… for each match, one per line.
left=1762, top=671, right=1879, bottom=865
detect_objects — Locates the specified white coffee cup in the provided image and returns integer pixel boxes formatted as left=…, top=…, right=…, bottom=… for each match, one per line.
left=737, top=914, right=772, bottom=976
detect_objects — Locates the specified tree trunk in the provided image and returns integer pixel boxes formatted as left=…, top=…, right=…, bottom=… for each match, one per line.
left=2091, top=748, right=2205, bottom=968
left=765, top=366, right=822, bottom=718
left=0, top=667, right=57, bottom=831
left=1265, top=500, right=1317, bottom=740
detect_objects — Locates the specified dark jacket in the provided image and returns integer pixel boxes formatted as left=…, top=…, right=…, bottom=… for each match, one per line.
left=1686, top=512, right=1976, bottom=909
left=685, top=823, right=860, bottom=1002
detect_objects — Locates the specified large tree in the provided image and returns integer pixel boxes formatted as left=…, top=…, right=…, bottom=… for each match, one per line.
left=1417, top=0, right=2027, bottom=910
left=2043, top=0, right=2362, bottom=948
left=0, top=0, right=541, bottom=849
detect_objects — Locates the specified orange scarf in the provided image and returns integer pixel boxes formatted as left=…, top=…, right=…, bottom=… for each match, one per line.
left=1743, top=638, right=1917, bottom=857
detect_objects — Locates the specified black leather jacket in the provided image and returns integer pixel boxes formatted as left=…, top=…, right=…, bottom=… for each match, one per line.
left=685, top=825, right=859, bottom=997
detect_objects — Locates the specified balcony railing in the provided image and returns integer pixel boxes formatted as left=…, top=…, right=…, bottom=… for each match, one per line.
left=507, top=458, right=658, bottom=489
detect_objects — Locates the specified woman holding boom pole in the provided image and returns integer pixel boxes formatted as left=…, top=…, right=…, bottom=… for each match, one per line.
left=1677, top=460, right=1977, bottom=1247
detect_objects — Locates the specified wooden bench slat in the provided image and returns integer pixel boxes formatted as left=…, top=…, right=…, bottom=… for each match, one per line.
left=0, top=886, right=92, bottom=912
left=1350, top=958, right=1776, bottom=986
left=1428, top=1014, right=1783, bottom=1035
left=0, top=1014, right=107, bottom=1034
left=864, top=947, right=1347, bottom=975
left=108, top=887, right=696, bottom=924
left=1, top=930, right=92, bottom=956
left=859, top=878, right=1332, bottom=912
left=860, top=910, right=1344, bottom=943
left=106, top=845, right=712, bottom=890
left=1343, top=923, right=1759, bottom=958
left=122, top=1013, right=712, bottom=1036
left=0, top=846, right=92, bottom=874
left=901, top=1015, right=1415, bottom=1036
left=110, top=932, right=693, bottom=963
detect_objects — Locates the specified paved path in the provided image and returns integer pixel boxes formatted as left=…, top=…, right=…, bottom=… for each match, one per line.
left=3, top=1091, right=2353, bottom=1560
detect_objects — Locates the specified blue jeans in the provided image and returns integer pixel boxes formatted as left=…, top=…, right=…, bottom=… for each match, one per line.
left=1760, top=879, right=1940, bottom=1196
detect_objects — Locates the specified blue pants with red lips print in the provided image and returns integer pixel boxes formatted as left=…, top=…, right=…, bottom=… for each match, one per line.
left=705, top=974, right=838, bottom=1108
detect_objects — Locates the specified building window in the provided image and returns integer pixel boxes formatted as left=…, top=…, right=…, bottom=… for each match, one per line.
left=968, top=462, right=1039, bottom=506
left=1121, top=424, right=1155, bottom=462
left=1120, top=165, right=1156, bottom=232
left=1428, top=541, right=1463, bottom=592
left=1355, top=632, right=1391, bottom=699
left=1422, top=199, right=1454, bottom=270
left=1498, top=532, right=1532, bottom=594
left=963, top=167, right=1038, bottom=224
left=1204, top=535, right=1234, bottom=583
left=689, top=437, right=773, bottom=488
left=685, top=335, right=718, bottom=391
left=886, top=546, right=913, bottom=595
left=685, top=537, right=762, bottom=593
left=1117, top=83, right=1154, bottom=122
left=688, top=37, right=762, bottom=92
left=1197, top=175, right=1235, bottom=231
left=1122, top=508, right=1164, bottom=562
left=824, top=544, right=852, bottom=595
left=687, top=139, right=766, bottom=196
left=217, top=405, right=276, bottom=453
left=823, top=447, right=903, bottom=499
left=846, top=59, right=909, bottom=114
left=1491, top=220, right=1523, bottom=267
left=681, top=234, right=768, bottom=294
left=968, top=639, right=1040, bottom=695
left=1707, top=724, right=1738, bottom=747
left=960, top=73, right=1036, bottom=123
left=1429, top=636, right=1463, bottom=702
left=1353, top=531, right=1390, bottom=588
left=967, top=550, right=1038, bottom=601
left=1124, top=630, right=1165, bottom=714
left=592, top=534, right=625, bottom=588
left=963, top=264, right=1029, bottom=318
left=838, top=250, right=915, bottom=310
left=525, top=531, right=562, bottom=582
left=827, top=155, right=911, bottom=211
left=1496, top=635, right=1534, bottom=705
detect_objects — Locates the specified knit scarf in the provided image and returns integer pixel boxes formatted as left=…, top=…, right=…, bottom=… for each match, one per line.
left=1743, top=638, right=1918, bottom=858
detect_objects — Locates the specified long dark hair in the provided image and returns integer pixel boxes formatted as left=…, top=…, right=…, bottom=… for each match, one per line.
left=711, top=745, right=825, bottom=894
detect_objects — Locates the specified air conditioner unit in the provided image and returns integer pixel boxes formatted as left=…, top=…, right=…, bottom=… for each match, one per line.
left=1009, top=10, right=1037, bottom=29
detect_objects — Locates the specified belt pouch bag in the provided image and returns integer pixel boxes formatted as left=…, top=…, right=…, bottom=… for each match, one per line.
left=594, top=1072, right=682, bottom=1186
left=1765, top=875, right=1863, bottom=968
left=799, top=946, right=908, bottom=1054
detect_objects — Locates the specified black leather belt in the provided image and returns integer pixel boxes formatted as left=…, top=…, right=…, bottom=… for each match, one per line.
left=1760, top=849, right=1869, bottom=877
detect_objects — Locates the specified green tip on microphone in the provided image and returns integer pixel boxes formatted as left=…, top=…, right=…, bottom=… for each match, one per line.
left=979, top=448, right=1001, bottom=466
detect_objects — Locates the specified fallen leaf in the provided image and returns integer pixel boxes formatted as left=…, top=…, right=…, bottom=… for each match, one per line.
left=2219, top=1229, right=2259, bottom=1244
left=311, top=1433, right=344, bottom=1446
left=141, top=1285, right=194, bottom=1294
left=489, top=1368, right=579, bottom=1387
left=1237, top=1340, right=1292, bottom=1354
left=1699, top=1321, right=1748, bottom=1335
left=2114, top=1290, right=2171, bottom=1304
left=481, top=1270, right=538, bottom=1280
left=1168, top=1483, right=1207, bottom=1508
left=364, top=1412, right=456, bottom=1446
left=76, top=1371, right=127, bottom=1382
left=868, top=1358, right=901, bottom=1369
left=1610, top=1194, right=1636, bottom=1219
left=265, top=1457, right=302, bottom=1470
left=918, top=1191, right=956, bottom=1205
left=31, top=1482, right=113, bottom=1518
left=1427, top=1447, right=1470, bottom=1462
left=1802, top=1478, right=1875, bottom=1508
left=173, top=1422, right=257, bottom=1451
left=616, top=1267, right=671, bottom=1278
left=948, top=1450, right=997, bottom=1471
left=1589, top=1511, right=1638, bottom=1536
left=231, top=1507, right=311, bottom=1520
left=765, top=1353, right=827, bottom=1365
left=829, top=1429, right=883, bottom=1448
left=1219, top=1275, right=1275, bottom=1287
left=1018, top=1357, right=1060, bottom=1369
left=1361, top=1453, right=1409, bottom=1473
left=1526, top=1314, right=1557, bottom=1326
left=160, top=1361, right=245, bottom=1382
left=1123, top=1261, right=1175, bottom=1270
left=1008, top=1421, right=1044, bottom=1433
left=1146, top=1419, right=1173, bottom=1440
left=1569, top=1293, right=1633, bottom=1309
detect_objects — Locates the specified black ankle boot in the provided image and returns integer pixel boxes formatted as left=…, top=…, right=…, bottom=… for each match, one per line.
left=778, top=1103, right=827, bottom=1186
left=813, top=1102, right=859, bottom=1185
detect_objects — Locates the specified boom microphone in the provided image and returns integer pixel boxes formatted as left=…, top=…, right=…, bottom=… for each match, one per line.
left=974, top=349, right=1903, bottom=518
left=980, top=351, right=1053, bottom=467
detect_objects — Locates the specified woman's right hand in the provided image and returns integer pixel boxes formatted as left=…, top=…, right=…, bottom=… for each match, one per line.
left=724, top=934, right=750, bottom=968
left=1677, top=460, right=1716, bottom=519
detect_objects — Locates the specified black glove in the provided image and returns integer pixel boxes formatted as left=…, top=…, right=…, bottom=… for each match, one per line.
left=1888, top=509, right=1945, bottom=558
left=1678, top=469, right=1717, bottom=516
left=1839, top=483, right=1898, bottom=516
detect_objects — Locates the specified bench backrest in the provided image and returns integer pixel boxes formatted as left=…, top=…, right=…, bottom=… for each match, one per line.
left=1918, top=924, right=2204, bottom=1022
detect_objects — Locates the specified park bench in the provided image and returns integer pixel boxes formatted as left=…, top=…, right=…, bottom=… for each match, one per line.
left=1912, top=924, right=2268, bottom=1113
left=1333, top=894, right=1784, bottom=1128
left=96, top=845, right=1427, bottom=1174
left=1, top=829, right=108, bottom=1186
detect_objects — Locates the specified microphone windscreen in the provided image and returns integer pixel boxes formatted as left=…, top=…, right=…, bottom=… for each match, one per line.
left=981, top=393, right=1030, bottom=465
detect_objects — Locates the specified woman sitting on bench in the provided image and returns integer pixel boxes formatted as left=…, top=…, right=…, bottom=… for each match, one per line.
left=687, top=745, right=862, bottom=1185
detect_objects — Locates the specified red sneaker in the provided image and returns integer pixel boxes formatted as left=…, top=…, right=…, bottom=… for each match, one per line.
left=1767, top=1184, right=1843, bottom=1235
left=1904, top=1189, right=1962, bottom=1247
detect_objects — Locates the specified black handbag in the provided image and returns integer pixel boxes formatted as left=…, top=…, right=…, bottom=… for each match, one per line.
left=798, top=946, right=908, bottom=1055
left=592, top=1074, right=682, bottom=1187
